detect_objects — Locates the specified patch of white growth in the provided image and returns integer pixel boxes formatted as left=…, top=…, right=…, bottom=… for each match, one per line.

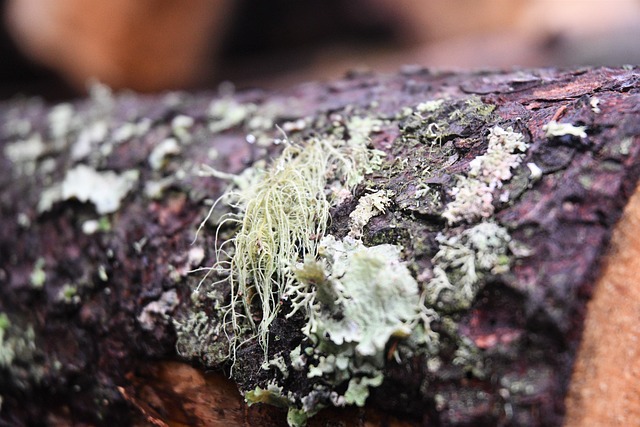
left=71, top=121, right=108, bottom=160
left=137, top=289, right=180, bottom=330
left=543, top=120, right=587, bottom=139
left=171, top=115, right=194, bottom=143
left=527, top=162, right=543, bottom=181
left=112, top=119, right=152, bottom=143
left=148, top=138, right=181, bottom=170
left=48, top=103, right=75, bottom=139
left=39, top=165, right=139, bottom=214
left=208, top=98, right=255, bottom=133
left=416, top=99, right=444, bottom=113
left=4, top=135, right=45, bottom=164
left=348, top=190, right=392, bottom=238
left=62, top=165, right=139, bottom=214
left=443, top=126, right=528, bottom=224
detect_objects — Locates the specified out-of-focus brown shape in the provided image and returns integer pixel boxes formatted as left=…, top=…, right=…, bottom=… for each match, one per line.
left=126, top=361, right=416, bottom=426
left=565, top=185, right=640, bottom=426
left=5, top=0, right=231, bottom=92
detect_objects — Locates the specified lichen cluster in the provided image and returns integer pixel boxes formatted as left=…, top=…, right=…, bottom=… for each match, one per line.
left=181, top=94, right=530, bottom=426
left=443, top=126, right=528, bottom=224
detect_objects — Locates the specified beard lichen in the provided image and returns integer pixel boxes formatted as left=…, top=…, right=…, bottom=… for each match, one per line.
left=199, top=116, right=387, bottom=361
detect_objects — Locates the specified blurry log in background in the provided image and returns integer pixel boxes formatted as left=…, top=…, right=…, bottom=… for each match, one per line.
left=2, top=0, right=640, bottom=98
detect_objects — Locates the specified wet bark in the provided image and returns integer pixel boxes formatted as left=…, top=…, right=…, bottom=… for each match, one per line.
left=1, top=67, right=640, bottom=426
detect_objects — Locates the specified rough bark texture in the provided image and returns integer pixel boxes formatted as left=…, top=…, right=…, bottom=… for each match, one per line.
left=0, top=67, right=639, bottom=426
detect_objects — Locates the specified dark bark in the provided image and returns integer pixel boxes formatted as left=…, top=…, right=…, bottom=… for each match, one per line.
left=1, top=67, right=639, bottom=426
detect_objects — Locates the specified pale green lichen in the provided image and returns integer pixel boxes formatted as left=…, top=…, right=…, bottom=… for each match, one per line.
left=543, top=120, right=587, bottom=139
left=0, top=316, right=39, bottom=382
left=416, top=99, right=444, bottom=113
left=294, top=236, right=429, bottom=357
left=71, top=121, right=108, bottom=160
left=171, top=115, right=194, bottom=143
left=3, top=135, right=45, bottom=164
left=426, top=222, right=511, bottom=310
left=443, top=126, right=528, bottom=224
left=174, top=310, right=232, bottom=367
left=47, top=103, right=75, bottom=140
left=270, top=235, right=437, bottom=421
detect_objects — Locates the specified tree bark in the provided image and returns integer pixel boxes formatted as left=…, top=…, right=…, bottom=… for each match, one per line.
left=1, top=67, right=639, bottom=426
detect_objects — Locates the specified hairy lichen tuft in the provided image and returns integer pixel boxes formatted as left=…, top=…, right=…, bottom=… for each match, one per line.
left=201, top=116, right=385, bottom=360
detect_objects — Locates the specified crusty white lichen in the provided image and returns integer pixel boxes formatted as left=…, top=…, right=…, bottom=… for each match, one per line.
left=148, top=138, right=181, bottom=170
left=443, top=126, right=528, bottom=224
left=137, top=289, right=180, bottom=330
left=348, top=190, right=392, bottom=238
left=208, top=98, right=255, bottom=133
left=38, top=165, right=139, bottom=214
left=543, top=120, right=587, bottom=139
left=3, top=135, right=45, bottom=176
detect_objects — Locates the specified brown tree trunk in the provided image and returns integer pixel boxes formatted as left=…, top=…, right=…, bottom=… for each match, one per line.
left=1, top=67, right=639, bottom=426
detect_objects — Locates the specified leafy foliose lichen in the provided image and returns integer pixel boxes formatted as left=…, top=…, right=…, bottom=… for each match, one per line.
left=294, top=236, right=432, bottom=357
left=255, top=235, right=435, bottom=422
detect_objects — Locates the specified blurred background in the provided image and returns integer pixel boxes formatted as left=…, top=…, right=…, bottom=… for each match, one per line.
left=1, top=0, right=640, bottom=100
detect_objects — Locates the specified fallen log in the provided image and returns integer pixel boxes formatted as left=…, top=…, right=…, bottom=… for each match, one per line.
left=0, top=67, right=639, bottom=426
